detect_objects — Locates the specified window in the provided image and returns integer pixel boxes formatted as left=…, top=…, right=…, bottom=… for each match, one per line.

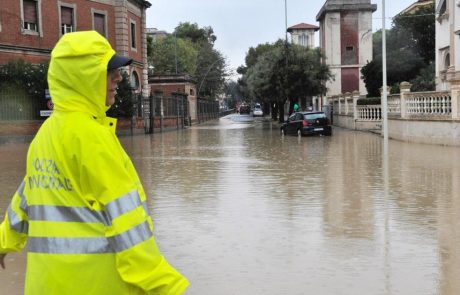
left=130, top=21, right=137, bottom=49
left=445, top=53, right=450, bottom=70
left=437, top=0, right=447, bottom=15
left=23, top=0, right=38, bottom=32
left=130, top=71, right=140, bottom=90
left=60, top=6, right=74, bottom=35
left=304, top=113, right=327, bottom=120
left=299, top=35, right=309, bottom=47
left=346, top=46, right=354, bottom=51
left=93, top=13, right=106, bottom=37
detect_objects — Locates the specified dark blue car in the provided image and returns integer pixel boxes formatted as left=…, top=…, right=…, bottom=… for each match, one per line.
left=280, top=111, right=332, bottom=136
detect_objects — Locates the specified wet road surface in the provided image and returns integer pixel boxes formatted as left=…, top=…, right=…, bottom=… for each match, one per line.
left=1, top=114, right=460, bottom=294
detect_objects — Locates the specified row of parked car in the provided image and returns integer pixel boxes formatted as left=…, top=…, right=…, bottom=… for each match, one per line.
left=238, top=103, right=264, bottom=117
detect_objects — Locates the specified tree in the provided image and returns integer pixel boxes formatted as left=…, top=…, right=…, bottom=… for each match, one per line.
left=174, top=22, right=216, bottom=45
left=195, top=42, right=227, bottom=99
left=392, top=4, right=435, bottom=64
left=149, top=35, right=198, bottom=75
left=223, top=80, right=243, bottom=109
left=243, top=41, right=331, bottom=122
left=362, top=48, right=425, bottom=96
left=0, top=59, right=49, bottom=99
left=147, top=22, right=228, bottom=100
left=361, top=4, right=435, bottom=96
left=409, top=63, right=435, bottom=92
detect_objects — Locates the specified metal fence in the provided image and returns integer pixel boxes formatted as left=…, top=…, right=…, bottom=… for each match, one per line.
left=197, top=99, right=219, bottom=123
left=139, top=92, right=192, bottom=134
left=0, top=87, right=47, bottom=120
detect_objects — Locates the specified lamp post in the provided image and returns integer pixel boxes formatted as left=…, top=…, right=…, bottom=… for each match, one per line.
left=381, top=0, right=388, bottom=142
left=174, top=30, right=178, bottom=74
left=284, top=0, right=288, bottom=43
left=197, top=57, right=223, bottom=98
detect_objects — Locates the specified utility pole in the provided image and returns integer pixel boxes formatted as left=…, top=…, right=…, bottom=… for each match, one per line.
left=174, top=31, right=178, bottom=74
left=381, top=0, right=388, bottom=142
left=284, top=0, right=288, bottom=44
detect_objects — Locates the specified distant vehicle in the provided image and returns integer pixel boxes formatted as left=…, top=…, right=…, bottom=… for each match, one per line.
left=253, top=104, right=263, bottom=117
left=280, top=111, right=332, bottom=136
left=240, top=104, right=251, bottom=114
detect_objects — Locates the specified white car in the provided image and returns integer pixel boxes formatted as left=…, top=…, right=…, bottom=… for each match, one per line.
left=253, top=105, right=263, bottom=117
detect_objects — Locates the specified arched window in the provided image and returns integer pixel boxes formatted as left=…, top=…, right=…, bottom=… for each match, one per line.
left=130, top=71, right=140, bottom=90
left=444, top=53, right=450, bottom=70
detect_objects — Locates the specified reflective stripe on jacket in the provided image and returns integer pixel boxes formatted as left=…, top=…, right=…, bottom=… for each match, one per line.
left=0, top=31, right=188, bottom=295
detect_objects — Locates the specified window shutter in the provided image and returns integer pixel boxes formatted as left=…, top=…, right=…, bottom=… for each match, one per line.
left=61, top=7, right=73, bottom=25
left=94, top=14, right=105, bottom=35
left=23, top=0, right=37, bottom=23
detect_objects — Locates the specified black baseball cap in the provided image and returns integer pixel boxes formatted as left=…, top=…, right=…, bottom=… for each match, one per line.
left=107, top=54, right=133, bottom=70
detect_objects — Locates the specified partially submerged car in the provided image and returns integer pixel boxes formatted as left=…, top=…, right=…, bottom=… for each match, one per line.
left=280, top=111, right=332, bottom=136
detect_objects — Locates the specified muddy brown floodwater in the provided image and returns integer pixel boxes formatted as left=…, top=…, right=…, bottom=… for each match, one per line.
left=1, top=115, right=460, bottom=295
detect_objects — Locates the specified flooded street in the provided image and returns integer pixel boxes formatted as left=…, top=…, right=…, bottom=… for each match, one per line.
left=1, top=114, right=460, bottom=294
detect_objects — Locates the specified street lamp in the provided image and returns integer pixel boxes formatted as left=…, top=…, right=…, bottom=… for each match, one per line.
left=381, top=0, right=388, bottom=142
left=174, top=30, right=178, bottom=74
left=284, top=0, right=288, bottom=43
left=197, top=57, right=223, bottom=98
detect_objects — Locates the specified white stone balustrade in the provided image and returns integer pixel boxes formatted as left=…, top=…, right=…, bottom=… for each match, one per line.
left=357, top=105, right=381, bottom=121
left=405, top=92, right=451, bottom=117
left=387, top=94, right=401, bottom=116
left=330, top=82, right=454, bottom=121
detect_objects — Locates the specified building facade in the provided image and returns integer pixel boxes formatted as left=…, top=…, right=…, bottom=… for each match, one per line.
left=400, top=0, right=434, bottom=15
left=149, top=75, right=198, bottom=122
left=316, top=0, right=376, bottom=97
left=287, top=23, right=319, bottom=48
left=146, top=27, right=168, bottom=42
left=0, top=0, right=151, bottom=97
left=435, top=0, right=459, bottom=91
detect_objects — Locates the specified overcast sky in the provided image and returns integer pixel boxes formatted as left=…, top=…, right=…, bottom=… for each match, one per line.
left=146, top=0, right=419, bottom=78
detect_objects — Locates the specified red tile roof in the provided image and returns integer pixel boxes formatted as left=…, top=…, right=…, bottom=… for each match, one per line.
left=287, top=23, right=319, bottom=32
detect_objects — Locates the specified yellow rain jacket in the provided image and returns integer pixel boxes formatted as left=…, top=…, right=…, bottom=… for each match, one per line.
left=0, top=31, right=189, bottom=295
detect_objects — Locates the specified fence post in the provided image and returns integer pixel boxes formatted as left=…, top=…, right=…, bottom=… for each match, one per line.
left=399, top=82, right=411, bottom=119
left=172, top=92, right=179, bottom=130
left=344, top=93, right=350, bottom=115
left=338, top=95, right=343, bottom=115
left=449, top=81, right=460, bottom=120
left=352, top=91, right=359, bottom=129
left=180, top=93, right=187, bottom=128
left=197, top=100, right=200, bottom=124
left=160, top=94, right=164, bottom=132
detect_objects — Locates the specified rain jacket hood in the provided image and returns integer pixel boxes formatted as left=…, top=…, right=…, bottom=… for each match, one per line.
left=48, top=31, right=115, bottom=118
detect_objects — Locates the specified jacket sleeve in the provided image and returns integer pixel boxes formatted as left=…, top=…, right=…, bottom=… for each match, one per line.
left=79, top=131, right=189, bottom=295
left=0, top=180, right=29, bottom=253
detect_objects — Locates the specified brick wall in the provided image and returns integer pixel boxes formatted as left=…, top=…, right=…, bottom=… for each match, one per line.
left=0, top=0, right=147, bottom=91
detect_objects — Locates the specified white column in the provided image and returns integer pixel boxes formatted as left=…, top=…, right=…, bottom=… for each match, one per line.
left=399, top=82, right=412, bottom=119
left=450, top=81, right=460, bottom=120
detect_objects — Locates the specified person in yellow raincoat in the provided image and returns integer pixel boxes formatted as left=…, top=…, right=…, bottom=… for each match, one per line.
left=0, top=31, right=189, bottom=295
